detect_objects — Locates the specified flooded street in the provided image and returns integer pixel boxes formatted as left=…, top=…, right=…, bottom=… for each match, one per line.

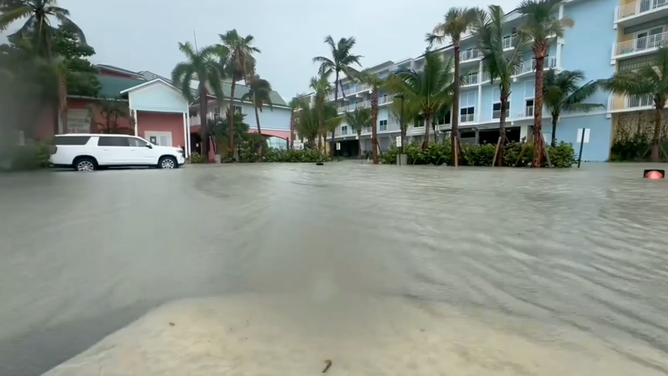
left=1, top=163, right=667, bottom=375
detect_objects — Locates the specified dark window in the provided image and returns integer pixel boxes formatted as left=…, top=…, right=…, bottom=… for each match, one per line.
left=52, top=136, right=91, bottom=145
left=128, top=138, right=148, bottom=147
left=97, top=137, right=130, bottom=147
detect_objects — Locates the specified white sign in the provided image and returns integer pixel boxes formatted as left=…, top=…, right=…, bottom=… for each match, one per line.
left=336, top=142, right=341, bottom=150
left=576, top=128, right=590, bottom=143
left=395, top=136, right=402, bottom=147
left=66, top=109, right=91, bottom=133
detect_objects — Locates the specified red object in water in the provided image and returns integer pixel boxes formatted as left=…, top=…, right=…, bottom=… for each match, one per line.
left=644, top=170, right=665, bottom=179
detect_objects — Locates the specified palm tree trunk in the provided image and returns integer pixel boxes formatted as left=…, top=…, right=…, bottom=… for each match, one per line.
left=228, top=80, right=237, bottom=160
left=498, top=91, right=509, bottom=166
left=551, top=113, right=558, bottom=147
left=318, top=107, right=323, bottom=151
left=254, top=105, right=263, bottom=157
left=289, top=110, right=295, bottom=150
left=371, top=89, right=379, bottom=164
left=423, top=115, right=431, bottom=150
left=452, top=41, right=461, bottom=166
left=357, top=130, right=362, bottom=158
left=652, top=104, right=662, bottom=162
left=532, top=48, right=547, bottom=167
left=332, top=72, right=340, bottom=157
left=58, top=73, right=68, bottom=134
left=199, top=85, right=209, bottom=160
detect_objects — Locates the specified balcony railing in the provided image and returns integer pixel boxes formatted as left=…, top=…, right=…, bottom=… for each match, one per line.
left=617, top=0, right=668, bottom=21
left=502, top=35, right=518, bottom=50
left=460, top=48, right=482, bottom=62
left=514, top=56, right=557, bottom=75
left=628, top=94, right=653, bottom=108
left=338, top=100, right=371, bottom=113
left=461, top=73, right=479, bottom=86
left=378, top=96, right=394, bottom=105
left=615, top=31, right=668, bottom=57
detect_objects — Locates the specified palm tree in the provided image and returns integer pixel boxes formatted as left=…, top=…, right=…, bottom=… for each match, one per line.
left=288, top=94, right=306, bottom=149
left=241, top=75, right=273, bottom=135
left=427, top=7, right=476, bottom=166
left=389, top=50, right=454, bottom=150
left=0, top=0, right=84, bottom=60
left=543, top=70, right=602, bottom=146
left=323, top=103, right=342, bottom=151
left=171, top=42, right=225, bottom=159
left=309, top=73, right=332, bottom=151
left=345, top=108, right=372, bottom=158
left=219, top=30, right=260, bottom=159
left=518, top=0, right=574, bottom=167
left=601, top=47, right=668, bottom=162
left=360, top=72, right=387, bottom=164
left=53, top=55, right=67, bottom=132
left=473, top=5, right=528, bottom=165
left=296, top=102, right=319, bottom=147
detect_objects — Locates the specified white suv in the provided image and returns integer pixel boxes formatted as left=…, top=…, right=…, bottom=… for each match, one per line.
left=49, top=134, right=186, bottom=171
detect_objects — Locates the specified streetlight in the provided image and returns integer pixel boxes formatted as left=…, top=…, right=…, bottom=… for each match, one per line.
left=394, top=94, right=405, bottom=165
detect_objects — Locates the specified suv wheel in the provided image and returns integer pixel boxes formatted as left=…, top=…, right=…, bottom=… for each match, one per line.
left=159, top=156, right=177, bottom=169
left=74, top=157, right=96, bottom=172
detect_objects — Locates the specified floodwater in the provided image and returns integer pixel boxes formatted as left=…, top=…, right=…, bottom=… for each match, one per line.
left=1, top=162, right=667, bottom=376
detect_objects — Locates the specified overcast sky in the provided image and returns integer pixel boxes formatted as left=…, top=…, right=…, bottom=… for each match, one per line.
left=5, top=0, right=519, bottom=99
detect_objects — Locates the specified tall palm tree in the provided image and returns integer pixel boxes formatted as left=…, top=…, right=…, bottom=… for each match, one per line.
left=241, top=75, right=273, bottom=136
left=543, top=70, right=602, bottom=146
left=345, top=108, right=372, bottom=158
left=296, top=102, right=319, bottom=147
left=309, top=73, right=331, bottom=151
left=172, top=42, right=225, bottom=159
left=427, top=7, right=476, bottom=166
left=601, top=47, right=668, bottom=162
left=313, top=36, right=362, bottom=154
left=518, top=0, right=574, bottom=167
left=389, top=50, right=454, bottom=150
left=53, top=55, right=67, bottom=132
left=473, top=5, right=528, bottom=165
left=323, top=103, right=342, bottom=151
left=0, top=0, right=84, bottom=60
left=219, top=30, right=260, bottom=159
left=360, top=72, right=387, bottom=164
left=288, top=94, right=306, bottom=150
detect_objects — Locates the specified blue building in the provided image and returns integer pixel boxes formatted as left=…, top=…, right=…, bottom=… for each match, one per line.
left=314, top=0, right=624, bottom=161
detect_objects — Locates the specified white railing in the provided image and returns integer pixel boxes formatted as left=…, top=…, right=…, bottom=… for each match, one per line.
left=617, top=0, right=668, bottom=20
left=338, top=100, right=371, bottom=113
left=502, top=35, right=518, bottom=50
left=514, top=56, right=557, bottom=76
left=627, top=94, right=653, bottom=108
left=378, top=96, right=394, bottom=105
left=460, top=113, right=475, bottom=123
left=615, top=31, right=668, bottom=57
left=461, top=73, right=479, bottom=86
left=460, top=48, right=482, bottom=62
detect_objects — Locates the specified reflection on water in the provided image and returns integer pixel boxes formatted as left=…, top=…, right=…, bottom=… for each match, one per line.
left=1, top=163, right=668, bottom=375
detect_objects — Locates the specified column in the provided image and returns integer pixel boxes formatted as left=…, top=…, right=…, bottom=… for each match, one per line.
left=557, top=4, right=565, bottom=69
left=477, top=60, right=483, bottom=122
left=182, top=112, right=188, bottom=157
left=133, top=110, right=138, bottom=136
left=186, top=114, right=191, bottom=157
left=520, top=124, right=529, bottom=142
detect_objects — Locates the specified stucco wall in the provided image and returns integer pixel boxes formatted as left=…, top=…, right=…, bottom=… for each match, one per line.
left=137, top=111, right=186, bottom=148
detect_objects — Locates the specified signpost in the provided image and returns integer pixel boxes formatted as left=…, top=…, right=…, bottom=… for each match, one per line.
left=576, top=128, right=590, bottom=168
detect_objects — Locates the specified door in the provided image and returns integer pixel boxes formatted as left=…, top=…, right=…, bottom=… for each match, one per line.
left=649, top=27, right=664, bottom=49
left=636, top=31, right=649, bottom=51
left=128, top=137, right=155, bottom=164
left=96, top=136, right=131, bottom=165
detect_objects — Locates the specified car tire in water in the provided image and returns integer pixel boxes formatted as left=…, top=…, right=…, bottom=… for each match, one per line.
left=158, top=156, right=177, bottom=169
left=74, top=157, right=97, bottom=172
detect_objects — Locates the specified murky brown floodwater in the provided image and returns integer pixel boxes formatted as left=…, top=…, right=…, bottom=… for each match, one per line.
left=1, top=162, right=667, bottom=376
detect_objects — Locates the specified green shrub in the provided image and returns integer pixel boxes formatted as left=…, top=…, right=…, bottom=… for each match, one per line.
left=190, top=152, right=205, bottom=164
left=462, top=143, right=496, bottom=166
left=548, top=141, right=577, bottom=168
left=240, top=147, right=332, bottom=163
left=1, top=141, right=50, bottom=171
left=610, top=134, right=650, bottom=161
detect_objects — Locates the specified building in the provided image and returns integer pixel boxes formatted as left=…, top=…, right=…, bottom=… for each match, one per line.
left=309, top=0, right=623, bottom=161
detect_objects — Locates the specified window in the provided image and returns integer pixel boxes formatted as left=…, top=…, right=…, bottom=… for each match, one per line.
left=234, top=105, right=242, bottom=115
left=379, top=120, right=388, bottom=131
left=435, top=110, right=451, bottom=125
left=53, top=136, right=90, bottom=145
left=97, top=137, right=129, bottom=147
left=460, top=107, right=474, bottom=123
left=492, top=101, right=511, bottom=119
left=525, top=99, right=534, bottom=117
left=629, top=94, right=652, bottom=107
left=128, top=138, right=148, bottom=147
left=414, top=118, right=425, bottom=127
left=341, top=125, right=348, bottom=135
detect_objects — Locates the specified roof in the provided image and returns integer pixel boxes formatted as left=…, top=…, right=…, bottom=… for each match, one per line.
left=95, top=64, right=145, bottom=79
left=56, top=133, right=135, bottom=137
left=220, top=81, right=288, bottom=106
left=120, top=78, right=181, bottom=94
left=96, top=75, right=147, bottom=98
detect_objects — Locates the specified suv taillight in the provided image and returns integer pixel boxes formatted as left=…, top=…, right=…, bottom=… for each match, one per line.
left=50, top=145, right=58, bottom=155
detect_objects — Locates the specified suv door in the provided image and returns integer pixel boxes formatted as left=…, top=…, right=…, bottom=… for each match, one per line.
left=97, top=136, right=131, bottom=165
left=128, top=137, right=156, bottom=165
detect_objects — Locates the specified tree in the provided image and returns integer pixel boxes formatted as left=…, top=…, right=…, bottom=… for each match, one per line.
left=543, top=70, right=602, bottom=146
left=388, top=50, right=454, bottom=150
left=601, top=47, right=668, bottom=162
left=288, top=94, right=306, bottom=149
left=427, top=7, right=476, bottom=166
left=219, top=30, right=260, bottom=159
left=345, top=107, right=371, bottom=158
left=296, top=102, right=319, bottom=147
left=313, top=36, right=362, bottom=154
left=90, top=99, right=127, bottom=133
left=473, top=5, right=528, bottom=165
left=210, top=111, right=250, bottom=144
left=323, top=102, right=342, bottom=150
left=309, top=73, right=331, bottom=151
left=0, top=0, right=85, bottom=60
left=51, top=23, right=99, bottom=97
left=171, top=42, right=225, bottom=160
left=241, top=75, right=273, bottom=136
left=360, top=71, right=386, bottom=164
left=518, top=0, right=574, bottom=167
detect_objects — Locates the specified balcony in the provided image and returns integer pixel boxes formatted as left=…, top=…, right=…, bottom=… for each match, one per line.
left=609, top=93, right=655, bottom=112
left=460, top=113, right=475, bottom=123
left=615, top=0, right=668, bottom=27
left=460, top=48, right=482, bottom=63
left=378, top=96, right=394, bottom=105
left=513, top=56, right=557, bottom=77
left=613, top=31, right=668, bottom=59
left=338, top=100, right=371, bottom=113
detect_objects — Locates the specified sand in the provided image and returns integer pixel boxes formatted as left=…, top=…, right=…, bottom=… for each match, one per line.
left=42, top=292, right=667, bottom=376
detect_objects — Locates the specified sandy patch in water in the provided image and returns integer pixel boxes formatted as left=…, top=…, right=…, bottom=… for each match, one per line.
left=42, top=293, right=666, bottom=376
